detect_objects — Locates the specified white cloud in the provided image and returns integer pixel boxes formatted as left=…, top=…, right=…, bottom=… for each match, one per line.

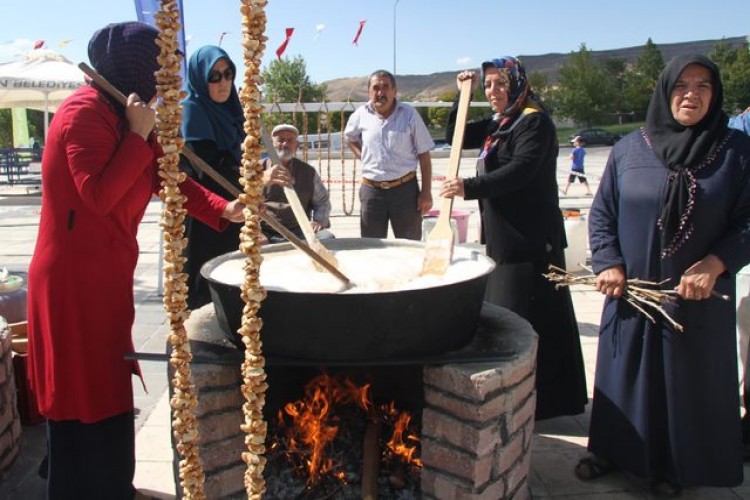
left=456, top=56, right=472, bottom=67
left=0, top=39, right=33, bottom=62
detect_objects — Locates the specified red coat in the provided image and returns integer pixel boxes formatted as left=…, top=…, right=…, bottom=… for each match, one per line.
left=27, top=85, right=230, bottom=423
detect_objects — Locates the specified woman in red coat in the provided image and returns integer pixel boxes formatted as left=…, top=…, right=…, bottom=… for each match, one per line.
left=26, top=22, right=244, bottom=499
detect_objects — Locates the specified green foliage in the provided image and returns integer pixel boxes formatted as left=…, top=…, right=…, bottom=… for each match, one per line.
left=710, top=40, right=750, bottom=112
left=261, top=55, right=325, bottom=104
left=0, top=108, right=46, bottom=148
left=621, top=39, right=665, bottom=119
left=554, top=44, right=617, bottom=126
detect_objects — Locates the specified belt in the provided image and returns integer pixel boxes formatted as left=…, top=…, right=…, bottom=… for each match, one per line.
left=361, top=171, right=416, bottom=190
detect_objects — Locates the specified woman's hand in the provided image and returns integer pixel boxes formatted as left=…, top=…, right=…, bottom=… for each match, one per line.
left=262, top=164, right=293, bottom=187
left=456, top=70, right=478, bottom=92
left=439, top=177, right=465, bottom=199
left=596, top=265, right=626, bottom=298
left=676, top=254, right=726, bottom=300
left=222, top=199, right=245, bottom=223
left=125, top=93, right=155, bottom=140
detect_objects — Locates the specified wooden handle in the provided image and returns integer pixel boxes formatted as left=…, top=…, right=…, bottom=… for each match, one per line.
left=78, top=61, right=351, bottom=288
left=438, top=78, right=473, bottom=223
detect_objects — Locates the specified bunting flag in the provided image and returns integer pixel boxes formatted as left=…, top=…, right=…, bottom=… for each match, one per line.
left=32, top=40, right=45, bottom=50
left=275, top=28, right=294, bottom=60
left=218, top=31, right=229, bottom=46
left=314, top=24, right=325, bottom=40
left=352, top=20, right=366, bottom=46
left=57, top=39, right=74, bottom=49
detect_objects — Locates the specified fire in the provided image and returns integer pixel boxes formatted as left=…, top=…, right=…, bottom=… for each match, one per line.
left=274, top=373, right=422, bottom=488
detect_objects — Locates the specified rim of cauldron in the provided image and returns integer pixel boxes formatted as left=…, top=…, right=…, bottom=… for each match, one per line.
left=200, top=237, right=495, bottom=295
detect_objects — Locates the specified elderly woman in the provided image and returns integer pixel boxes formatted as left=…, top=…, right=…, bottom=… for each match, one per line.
left=26, top=23, right=243, bottom=498
left=577, top=55, right=750, bottom=495
left=180, top=45, right=246, bottom=309
left=442, top=56, right=587, bottom=420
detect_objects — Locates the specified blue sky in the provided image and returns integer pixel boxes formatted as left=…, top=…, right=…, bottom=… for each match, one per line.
left=2, top=0, right=748, bottom=84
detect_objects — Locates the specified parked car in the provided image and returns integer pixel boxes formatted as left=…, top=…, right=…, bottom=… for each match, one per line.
left=569, top=128, right=621, bottom=146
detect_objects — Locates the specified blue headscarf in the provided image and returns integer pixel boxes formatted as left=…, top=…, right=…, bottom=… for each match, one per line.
left=181, top=45, right=244, bottom=164
left=481, top=56, right=541, bottom=120
left=88, top=22, right=160, bottom=105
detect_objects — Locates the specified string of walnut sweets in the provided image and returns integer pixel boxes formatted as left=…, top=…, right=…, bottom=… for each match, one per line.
left=543, top=264, right=731, bottom=333
left=154, top=1, right=206, bottom=498
left=237, top=1, right=270, bottom=498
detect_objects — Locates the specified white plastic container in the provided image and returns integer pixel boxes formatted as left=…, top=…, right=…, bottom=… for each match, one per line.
left=563, top=212, right=588, bottom=272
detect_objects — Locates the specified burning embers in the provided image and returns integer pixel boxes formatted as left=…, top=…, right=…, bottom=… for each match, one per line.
left=265, top=372, right=422, bottom=498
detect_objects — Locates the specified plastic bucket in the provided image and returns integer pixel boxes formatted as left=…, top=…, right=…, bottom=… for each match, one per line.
left=562, top=209, right=587, bottom=271
left=425, top=209, right=472, bottom=243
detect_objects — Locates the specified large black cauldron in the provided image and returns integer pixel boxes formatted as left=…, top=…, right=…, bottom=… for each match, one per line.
left=201, top=238, right=494, bottom=361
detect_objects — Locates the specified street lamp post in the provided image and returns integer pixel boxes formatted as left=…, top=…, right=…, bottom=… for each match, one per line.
left=393, top=0, right=401, bottom=75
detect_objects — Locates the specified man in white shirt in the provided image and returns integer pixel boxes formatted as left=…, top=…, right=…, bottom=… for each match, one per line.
left=345, top=70, right=434, bottom=239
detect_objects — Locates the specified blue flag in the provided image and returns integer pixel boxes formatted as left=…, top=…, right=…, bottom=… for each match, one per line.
left=133, top=0, right=187, bottom=78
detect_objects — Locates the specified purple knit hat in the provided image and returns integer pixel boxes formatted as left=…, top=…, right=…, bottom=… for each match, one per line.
left=88, top=22, right=160, bottom=103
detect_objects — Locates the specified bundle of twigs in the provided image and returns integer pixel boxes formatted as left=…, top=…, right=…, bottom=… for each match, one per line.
left=542, top=264, right=729, bottom=333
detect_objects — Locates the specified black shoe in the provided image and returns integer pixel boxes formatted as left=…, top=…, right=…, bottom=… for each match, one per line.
left=574, top=455, right=616, bottom=481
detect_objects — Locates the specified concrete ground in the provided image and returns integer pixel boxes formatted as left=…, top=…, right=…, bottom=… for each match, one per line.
left=2, top=146, right=750, bottom=499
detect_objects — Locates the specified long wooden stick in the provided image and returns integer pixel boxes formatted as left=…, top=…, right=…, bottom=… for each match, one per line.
left=77, top=62, right=352, bottom=288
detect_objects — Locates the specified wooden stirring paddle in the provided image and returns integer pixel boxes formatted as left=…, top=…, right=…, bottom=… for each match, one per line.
left=259, top=123, right=339, bottom=272
left=421, top=78, right=473, bottom=276
left=77, top=62, right=352, bottom=288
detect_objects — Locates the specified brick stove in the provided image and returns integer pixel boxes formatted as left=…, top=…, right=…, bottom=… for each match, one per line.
left=170, top=302, right=538, bottom=499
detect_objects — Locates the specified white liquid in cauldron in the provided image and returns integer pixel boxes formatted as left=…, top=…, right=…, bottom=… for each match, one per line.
left=209, top=246, right=493, bottom=294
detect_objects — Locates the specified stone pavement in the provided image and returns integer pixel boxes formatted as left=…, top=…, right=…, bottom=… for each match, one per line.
left=2, top=147, right=750, bottom=499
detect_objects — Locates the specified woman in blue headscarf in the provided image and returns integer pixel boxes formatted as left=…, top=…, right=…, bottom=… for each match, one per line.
left=441, top=56, right=587, bottom=420
left=180, top=45, right=246, bottom=309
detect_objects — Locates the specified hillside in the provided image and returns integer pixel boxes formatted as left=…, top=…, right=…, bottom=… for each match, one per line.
left=323, top=36, right=748, bottom=102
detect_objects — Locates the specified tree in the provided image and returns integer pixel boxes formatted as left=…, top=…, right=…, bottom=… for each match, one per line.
left=554, top=44, right=617, bottom=126
left=710, top=40, right=750, bottom=113
left=260, top=55, right=327, bottom=133
left=622, top=39, right=665, bottom=119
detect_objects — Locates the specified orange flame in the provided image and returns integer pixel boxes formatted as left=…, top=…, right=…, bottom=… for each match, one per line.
left=383, top=402, right=423, bottom=468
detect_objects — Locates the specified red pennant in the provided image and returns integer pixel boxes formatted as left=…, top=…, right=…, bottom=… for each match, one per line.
left=32, top=40, right=46, bottom=50
left=352, top=20, right=366, bottom=46
left=275, top=28, right=294, bottom=60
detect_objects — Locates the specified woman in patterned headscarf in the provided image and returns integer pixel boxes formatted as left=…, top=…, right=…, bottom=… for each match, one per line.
left=441, top=56, right=588, bottom=420
left=578, top=54, right=750, bottom=495
left=25, top=22, right=244, bottom=498
left=180, top=45, right=246, bottom=309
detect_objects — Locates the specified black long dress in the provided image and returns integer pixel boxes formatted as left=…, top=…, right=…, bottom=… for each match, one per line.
left=587, top=129, right=750, bottom=486
left=447, top=104, right=588, bottom=420
left=181, top=140, right=242, bottom=309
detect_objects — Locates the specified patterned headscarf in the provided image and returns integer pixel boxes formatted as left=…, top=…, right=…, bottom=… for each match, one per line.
left=645, top=54, right=729, bottom=257
left=481, top=56, right=533, bottom=119
left=181, top=45, right=244, bottom=165
left=87, top=22, right=160, bottom=105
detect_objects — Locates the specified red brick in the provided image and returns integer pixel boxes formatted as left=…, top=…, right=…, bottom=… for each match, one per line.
left=424, top=387, right=515, bottom=423
left=198, top=410, right=245, bottom=444
left=421, top=470, right=460, bottom=499
left=494, top=433, right=524, bottom=476
left=195, top=386, right=243, bottom=418
left=190, top=363, right=242, bottom=389
left=508, top=392, right=536, bottom=437
left=200, top=434, right=245, bottom=473
left=421, top=439, right=493, bottom=487
left=506, top=446, right=532, bottom=495
left=422, top=408, right=500, bottom=456
left=0, top=441, right=19, bottom=473
left=204, top=462, right=246, bottom=498
left=424, top=336, right=537, bottom=400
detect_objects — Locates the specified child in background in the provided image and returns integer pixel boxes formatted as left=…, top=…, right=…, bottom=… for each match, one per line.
left=562, top=136, right=592, bottom=196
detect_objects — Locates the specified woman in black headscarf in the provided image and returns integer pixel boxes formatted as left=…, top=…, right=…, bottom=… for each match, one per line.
left=180, top=45, right=246, bottom=309
left=442, top=56, right=588, bottom=420
left=577, top=54, right=750, bottom=494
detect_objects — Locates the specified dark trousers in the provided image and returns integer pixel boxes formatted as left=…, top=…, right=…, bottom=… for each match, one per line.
left=46, top=411, right=136, bottom=500
left=359, top=178, right=421, bottom=240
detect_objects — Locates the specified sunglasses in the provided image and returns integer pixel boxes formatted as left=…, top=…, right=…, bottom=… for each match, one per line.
left=208, top=68, right=234, bottom=83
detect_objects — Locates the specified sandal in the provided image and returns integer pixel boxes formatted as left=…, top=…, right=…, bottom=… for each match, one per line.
left=574, top=455, right=617, bottom=481
left=651, top=478, right=683, bottom=498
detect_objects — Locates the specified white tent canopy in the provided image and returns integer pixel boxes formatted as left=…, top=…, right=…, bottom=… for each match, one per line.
left=0, top=50, right=85, bottom=139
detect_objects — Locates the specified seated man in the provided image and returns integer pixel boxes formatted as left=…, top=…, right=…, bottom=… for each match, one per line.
left=262, top=124, right=334, bottom=243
